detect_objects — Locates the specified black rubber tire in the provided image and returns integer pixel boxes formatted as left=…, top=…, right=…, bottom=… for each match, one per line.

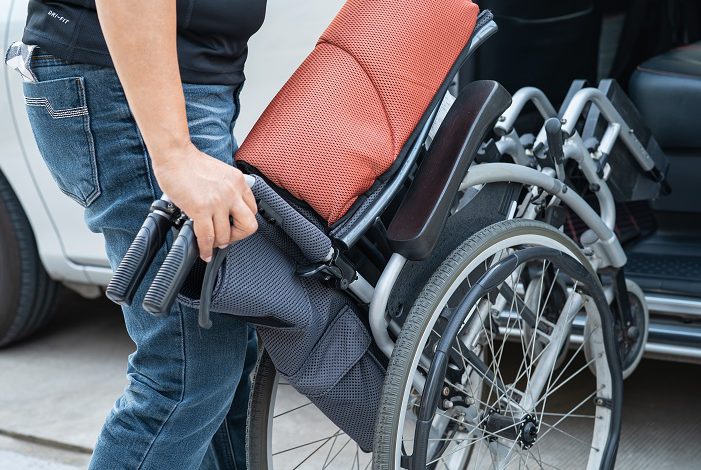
left=373, top=219, right=596, bottom=469
left=0, top=171, right=58, bottom=347
left=247, top=348, right=277, bottom=470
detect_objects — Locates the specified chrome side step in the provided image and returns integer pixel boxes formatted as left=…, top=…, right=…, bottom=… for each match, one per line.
left=643, top=342, right=701, bottom=363
left=570, top=328, right=701, bottom=364
left=643, top=293, right=701, bottom=363
left=496, top=293, right=701, bottom=363
left=645, top=293, right=701, bottom=319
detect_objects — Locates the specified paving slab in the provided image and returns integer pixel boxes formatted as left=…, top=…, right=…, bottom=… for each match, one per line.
left=0, top=435, right=89, bottom=469
left=0, top=292, right=131, bottom=452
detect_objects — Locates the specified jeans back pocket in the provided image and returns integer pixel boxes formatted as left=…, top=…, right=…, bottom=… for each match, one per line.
left=23, top=75, right=100, bottom=207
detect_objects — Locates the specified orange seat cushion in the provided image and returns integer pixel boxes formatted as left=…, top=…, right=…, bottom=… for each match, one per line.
left=237, top=0, right=479, bottom=225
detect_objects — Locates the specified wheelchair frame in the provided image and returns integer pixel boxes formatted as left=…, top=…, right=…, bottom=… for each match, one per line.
left=106, top=14, right=649, bottom=405
left=362, top=62, right=656, bottom=368
left=104, top=13, right=660, bottom=468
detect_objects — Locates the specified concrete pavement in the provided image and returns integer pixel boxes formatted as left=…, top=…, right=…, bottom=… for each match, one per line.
left=1, top=291, right=701, bottom=469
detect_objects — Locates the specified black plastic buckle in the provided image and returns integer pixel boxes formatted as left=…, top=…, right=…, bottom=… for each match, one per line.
left=150, top=198, right=180, bottom=218
left=296, top=250, right=357, bottom=290
left=150, top=199, right=184, bottom=227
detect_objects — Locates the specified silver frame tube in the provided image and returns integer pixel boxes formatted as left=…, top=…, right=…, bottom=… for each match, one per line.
left=560, top=87, right=655, bottom=171
left=369, top=253, right=408, bottom=358
left=494, top=87, right=558, bottom=136
left=348, top=273, right=374, bottom=305
left=562, top=133, right=617, bottom=231
left=495, top=129, right=534, bottom=166
left=460, top=163, right=627, bottom=268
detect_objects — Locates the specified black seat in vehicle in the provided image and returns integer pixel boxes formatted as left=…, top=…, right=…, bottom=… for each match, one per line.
left=626, top=42, right=701, bottom=299
left=629, top=41, right=701, bottom=214
left=630, top=42, right=701, bottom=149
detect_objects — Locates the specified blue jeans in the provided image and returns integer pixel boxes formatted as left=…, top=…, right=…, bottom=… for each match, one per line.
left=19, top=49, right=256, bottom=470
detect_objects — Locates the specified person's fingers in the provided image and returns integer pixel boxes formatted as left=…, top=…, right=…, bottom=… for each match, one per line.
left=242, top=185, right=257, bottom=214
left=193, top=216, right=215, bottom=262
left=213, top=207, right=232, bottom=249
left=229, top=200, right=258, bottom=243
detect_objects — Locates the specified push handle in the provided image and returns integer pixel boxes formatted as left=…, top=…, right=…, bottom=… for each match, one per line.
left=142, top=219, right=199, bottom=316
left=106, top=205, right=174, bottom=306
left=140, top=175, right=263, bottom=322
left=545, top=117, right=565, bottom=165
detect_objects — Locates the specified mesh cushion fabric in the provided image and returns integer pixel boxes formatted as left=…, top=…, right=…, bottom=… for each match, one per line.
left=237, top=0, right=479, bottom=224
left=250, top=176, right=332, bottom=262
left=178, top=218, right=385, bottom=451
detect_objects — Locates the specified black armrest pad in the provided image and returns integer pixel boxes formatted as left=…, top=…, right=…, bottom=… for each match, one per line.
left=387, top=80, right=511, bottom=260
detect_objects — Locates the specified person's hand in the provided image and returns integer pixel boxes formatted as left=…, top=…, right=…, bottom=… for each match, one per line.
left=153, top=142, right=258, bottom=262
left=95, top=0, right=258, bottom=263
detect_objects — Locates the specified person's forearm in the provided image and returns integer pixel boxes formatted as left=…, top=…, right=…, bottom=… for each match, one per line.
left=95, top=0, right=190, bottom=164
left=94, top=1, right=259, bottom=260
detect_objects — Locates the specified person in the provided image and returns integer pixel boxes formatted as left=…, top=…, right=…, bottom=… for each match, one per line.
left=6, top=0, right=265, bottom=468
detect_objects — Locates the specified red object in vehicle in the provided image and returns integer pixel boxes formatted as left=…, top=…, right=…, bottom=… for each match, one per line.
left=237, top=0, right=479, bottom=224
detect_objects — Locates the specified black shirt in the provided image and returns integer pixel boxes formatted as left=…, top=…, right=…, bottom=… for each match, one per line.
left=22, top=0, right=267, bottom=86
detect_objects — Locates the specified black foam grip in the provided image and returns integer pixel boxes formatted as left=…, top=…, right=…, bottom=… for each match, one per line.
left=106, top=211, right=172, bottom=306
left=142, top=220, right=199, bottom=316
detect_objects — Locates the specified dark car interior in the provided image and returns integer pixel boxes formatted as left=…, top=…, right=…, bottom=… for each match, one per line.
left=464, top=0, right=701, bottom=359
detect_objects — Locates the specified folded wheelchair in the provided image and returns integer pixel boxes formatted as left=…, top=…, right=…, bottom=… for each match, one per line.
left=107, top=1, right=669, bottom=468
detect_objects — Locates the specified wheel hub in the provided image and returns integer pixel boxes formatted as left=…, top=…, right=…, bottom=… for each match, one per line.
left=483, top=411, right=539, bottom=449
left=519, top=416, right=539, bottom=449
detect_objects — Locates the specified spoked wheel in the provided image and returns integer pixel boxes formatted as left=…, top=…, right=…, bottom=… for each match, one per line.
left=522, top=265, right=571, bottom=369
left=248, top=350, right=372, bottom=469
left=374, top=220, right=622, bottom=470
left=584, top=279, right=649, bottom=380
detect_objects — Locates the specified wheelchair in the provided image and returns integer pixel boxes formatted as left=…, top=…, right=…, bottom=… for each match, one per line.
left=106, top=2, right=667, bottom=468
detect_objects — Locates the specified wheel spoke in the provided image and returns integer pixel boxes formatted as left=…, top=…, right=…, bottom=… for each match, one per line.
left=480, top=282, right=520, bottom=411
left=528, top=448, right=559, bottom=469
left=536, top=388, right=603, bottom=447
left=274, top=401, right=313, bottom=419
left=322, top=433, right=339, bottom=468
left=547, top=322, right=600, bottom=392
left=321, top=437, right=353, bottom=469
left=539, top=412, right=595, bottom=419
left=273, top=430, right=345, bottom=456
left=426, top=412, right=526, bottom=465
left=533, top=354, right=600, bottom=411
left=535, top=276, right=572, bottom=423
left=291, top=434, right=338, bottom=470
left=537, top=420, right=599, bottom=450
left=500, top=434, right=525, bottom=469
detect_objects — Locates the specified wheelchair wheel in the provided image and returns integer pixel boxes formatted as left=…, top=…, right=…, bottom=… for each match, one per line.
left=247, top=349, right=372, bottom=469
left=374, top=219, right=622, bottom=469
left=584, top=279, right=649, bottom=380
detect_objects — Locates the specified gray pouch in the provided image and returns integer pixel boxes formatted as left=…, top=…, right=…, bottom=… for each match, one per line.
left=179, top=177, right=385, bottom=452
